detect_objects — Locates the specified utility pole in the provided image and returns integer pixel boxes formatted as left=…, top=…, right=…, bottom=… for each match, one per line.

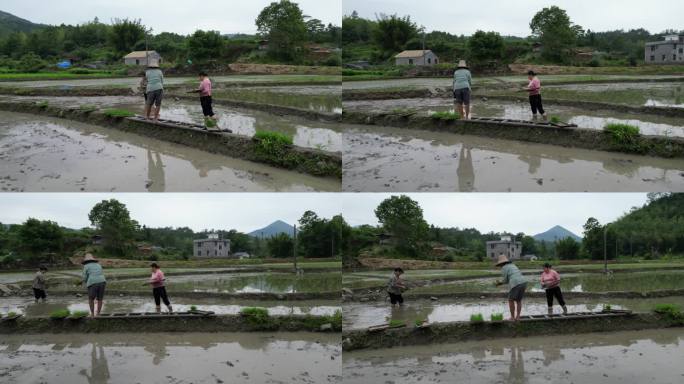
left=603, top=225, right=609, bottom=274
left=293, top=224, right=298, bottom=272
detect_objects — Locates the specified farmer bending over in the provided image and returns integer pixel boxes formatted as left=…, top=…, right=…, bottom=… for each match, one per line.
left=495, top=254, right=527, bottom=321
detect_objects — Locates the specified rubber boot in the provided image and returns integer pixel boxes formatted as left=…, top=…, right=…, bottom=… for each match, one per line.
left=167, top=305, right=173, bottom=313
left=547, top=307, right=553, bottom=315
left=155, top=306, right=161, bottom=314
left=562, top=305, right=568, bottom=315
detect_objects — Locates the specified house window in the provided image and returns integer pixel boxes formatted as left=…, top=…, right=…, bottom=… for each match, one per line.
left=651, top=55, right=655, bottom=61
left=428, top=58, right=431, bottom=64
left=680, top=48, right=683, bottom=54
left=663, top=55, right=667, bottom=61
left=408, top=59, right=414, bottom=65
left=135, top=59, right=139, bottom=65
left=650, top=46, right=656, bottom=52
left=435, top=58, right=438, bottom=64
left=675, top=55, right=678, bottom=61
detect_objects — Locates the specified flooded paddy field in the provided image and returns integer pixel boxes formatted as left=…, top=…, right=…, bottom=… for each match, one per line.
left=0, top=295, right=340, bottom=318
left=342, top=123, right=684, bottom=192
left=0, top=111, right=340, bottom=192
left=345, top=97, right=684, bottom=138
left=343, top=328, right=684, bottom=384
left=0, top=332, right=341, bottom=384
left=212, top=85, right=342, bottom=114
left=0, top=74, right=341, bottom=89
left=487, top=81, right=684, bottom=108
left=342, top=74, right=684, bottom=91
left=402, top=270, right=684, bottom=295
left=342, top=296, right=684, bottom=330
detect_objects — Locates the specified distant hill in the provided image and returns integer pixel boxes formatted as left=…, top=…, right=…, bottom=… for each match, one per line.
left=533, top=225, right=581, bottom=243
left=0, top=10, right=45, bottom=36
left=247, top=220, right=294, bottom=238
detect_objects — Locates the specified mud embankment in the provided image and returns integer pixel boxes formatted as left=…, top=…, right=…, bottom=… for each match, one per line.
left=0, top=313, right=342, bottom=334
left=0, top=102, right=342, bottom=178
left=342, top=110, right=684, bottom=158
left=342, top=312, right=683, bottom=351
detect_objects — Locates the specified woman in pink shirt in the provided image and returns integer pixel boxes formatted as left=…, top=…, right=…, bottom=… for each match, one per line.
left=146, top=263, right=173, bottom=313
left=524, top=70, right=547, bottom=121
left=540, top=263, right=567, bottom=315
left=191, top=71, right=216, bottom=125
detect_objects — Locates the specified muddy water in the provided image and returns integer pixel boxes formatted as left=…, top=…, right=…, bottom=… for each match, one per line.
left=343, top=328, right=684, bottom=383
left=342, top=124, right=684, bottom=192
left=544, top=82, right=684, bottom=108
left=0, top=296, right=340, bottom=317
left=0, top=332, right=341, bottom=384
left=345, top=98, right=684, bottom=137
left=342, top=296, right=684, bottom=329
left=212, top=85, right=342, bottom=114
left=0, top=111, right=339, bottom=192
left=0, top=74, right=340, bottom=89
left=0, top=95, right=343, bottom=152
left=81, top=272, right=342, bottom=294
left=407, top=270, right=684, bottom=295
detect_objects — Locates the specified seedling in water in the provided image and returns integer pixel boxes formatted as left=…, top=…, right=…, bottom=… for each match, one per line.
left=389, top=319, right=406, bottom=328
left=69, top=310, right=89, bottom=319
left=490, top=313, right=504, bottom=322
left=470, top=313, right=484, bottom=323
left=430, top=111, right=460, bottom=121
left=190, top=305, right=198, bottom=312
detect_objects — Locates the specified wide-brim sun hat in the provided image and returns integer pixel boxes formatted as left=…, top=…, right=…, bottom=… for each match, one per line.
left=81, top=253, right=98, bottom=264
left=495, top=254, right=510, bottom=266
left=457, top=60, right=468, bottom=68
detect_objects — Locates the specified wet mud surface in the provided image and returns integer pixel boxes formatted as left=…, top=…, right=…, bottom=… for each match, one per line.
left=0, top=332, right=341, bottom=383
left=0, top=111, right=339, bottom=191
left=342, top=124, right=684, bottom=192
left=343, top=328, right=684, bottom=383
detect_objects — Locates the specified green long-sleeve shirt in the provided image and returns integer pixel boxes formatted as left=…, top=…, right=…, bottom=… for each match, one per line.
left=453, top=68, right=472, bottom=90
left=82, top=262, right=106, bottom=287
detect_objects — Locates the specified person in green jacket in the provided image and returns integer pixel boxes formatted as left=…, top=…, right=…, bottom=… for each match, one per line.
left=495, top=254, right=527, bottom=321
left=144, top=59, right=164, bottom=123
left=453, top=60, right=473, bottom=120
left=82, top=253, right=106, bottom=318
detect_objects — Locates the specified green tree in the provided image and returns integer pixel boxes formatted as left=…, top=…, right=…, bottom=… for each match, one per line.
left=109, top=18, right=146, bottom=55
left=88, top=199, right=139, bottom=257
left=256, top=0, right=308, bottom=61
left=17, top=218, right=64, bottom=259
left=372, top=14, right=418, bottom=55
left=267, top=233, right=294, bottom=258
left=187, top=30, right=224, bottom=62
left=375, top=195, right=428, bottom=256
left=225, top=229, right=254, bottom=254
left=530, top=6, right=583, bottom=62
left=467, top=30, right=504, bottom=65
left=556, top=237, right=580, bottom=260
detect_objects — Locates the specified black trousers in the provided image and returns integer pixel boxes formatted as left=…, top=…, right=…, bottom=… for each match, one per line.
left=388, top=292, right=404, bottom=305
left=529, top=94, right=545, bottom=115
left=545, top=286, right=566, bottom=307
left=153, top=286, right=171, bottom=306
left=200, top=96, right=214, bottom=117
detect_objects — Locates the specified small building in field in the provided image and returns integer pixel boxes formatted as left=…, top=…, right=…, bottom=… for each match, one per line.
left=645, top=35, right=684, bottom=64
left=233, top=252, right=251, bottom=259
left=123, top=51, right=162, bottom=66
left=193, top=233, right=231, bottom=258
left=395, top=50, right=439, bottom=66
left=486, top=236, right=522, bottom=261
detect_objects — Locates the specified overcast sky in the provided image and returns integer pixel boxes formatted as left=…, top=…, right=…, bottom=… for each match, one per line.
left=0, top=193, right=342, bottom=232
left=344, top=0, right=683, bottom=36
left=1, top=0, right=341, bottom=35
left=342, top=193, right=648, bottom=236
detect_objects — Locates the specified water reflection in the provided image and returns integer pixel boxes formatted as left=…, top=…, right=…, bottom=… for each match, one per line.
left=79, top=344, right=110, bottom=384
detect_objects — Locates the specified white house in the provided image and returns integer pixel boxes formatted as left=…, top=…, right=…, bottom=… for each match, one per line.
left=394, top=50, right=439, bottom=66
left=123, top=51, right=162, bottom=66
left=193, top=233, right=231, bottom=259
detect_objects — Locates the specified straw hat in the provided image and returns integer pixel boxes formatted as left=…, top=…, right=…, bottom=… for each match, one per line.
left=495, top=254, right=510, bottom=266
left=147, top=59, right=160, bottom=68
left=457, top=60, right=468, bottom=69
left=81, top=253, right=98, bottom=264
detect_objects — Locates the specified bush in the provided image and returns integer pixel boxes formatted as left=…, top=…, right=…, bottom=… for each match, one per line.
left=17, top=53, right=47, bottom=73
left=240, top=307, right=269, bottom=325
left=431, top=111, right=460, bottom=121
left=490, top=313, right=504, bottom=321
left=653, top=304, right=684, bottom=323
left=103, top=108, right=135, bottom=118
left=470, top=313, right=484, bottom=323
left=50, top=309, right=71, bottom=319
left=604, top=123, right=640, bottom=146
left=253, top=131, right=293, bottom=161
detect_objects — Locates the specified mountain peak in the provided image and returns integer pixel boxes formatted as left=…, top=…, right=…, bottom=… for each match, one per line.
left=533, top=225, right=581, bottom=242
left=247, top=220, right=294, bottom=238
